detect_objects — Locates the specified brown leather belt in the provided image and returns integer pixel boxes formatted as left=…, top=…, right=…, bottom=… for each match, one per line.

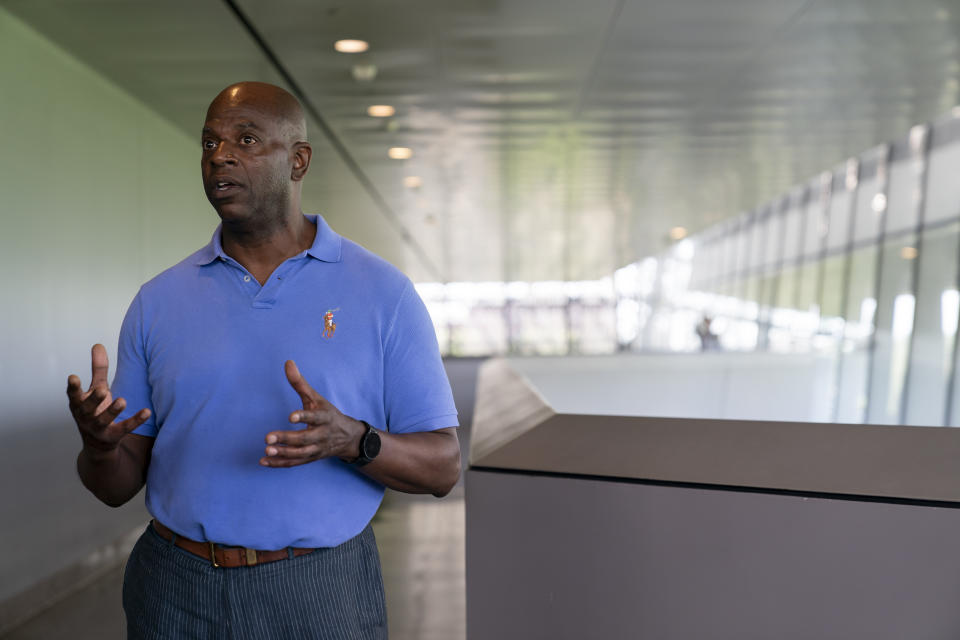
left=152, top=520, right=315, bottom=568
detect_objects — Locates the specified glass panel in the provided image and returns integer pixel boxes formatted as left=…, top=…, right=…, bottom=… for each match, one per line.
left=706, top=238, right=720, bottom=289
left=769, top=263, right=798, bottom=353
left=826, top=187, right=852, bottom=252
left=803, top=185, right=828, bottom=258
left=775, top=265, right=799, bottom=311
left=852, top=174, right=883, bottom=245
left=885, top=159, right=921, bottom=235
left=450, top=305, right=508, bottom=356
left=736, top=217, right=753, bottom=282
left=796, top=260, right=820, bottom=313
left=571, top=301, right=617, bottom=354
left=720, top=225, right=733, bottom=279
left=925, top=140, right=960, bottom=226
left=816, top=252, right=846, bottom=375
left=743, top=275, right=762, bottom=308
left=819, top=254, right=847, bottom=332
left=904, top=222, right=960, bottom=426
left=835, top=246, right=879, bottom=423
left=722, top=226, right=738, bottom=282
left=691, top=238, right=710, bottom=289
left=749, top=213, right=766, bottom=271
left=867, top=234, right=919, bottom=424
left=790, top=261, right=821, bottom=351
left=763, top=208, right=784, bottom=269
left=513, top=304, right=567, bottom=355
left=782, top=199, right=804, bottom=263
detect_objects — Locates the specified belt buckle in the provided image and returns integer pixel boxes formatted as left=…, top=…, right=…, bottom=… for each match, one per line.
left=245, top=548, right=258, bottom=566
left=208, top=541, right=220, bottom=568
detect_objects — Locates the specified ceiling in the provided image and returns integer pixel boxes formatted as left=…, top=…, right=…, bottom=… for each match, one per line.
left=6, top=0, right=960, bottom=282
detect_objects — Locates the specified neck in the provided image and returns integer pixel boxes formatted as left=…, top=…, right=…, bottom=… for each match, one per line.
left=220, top=208, right=316, bottom=285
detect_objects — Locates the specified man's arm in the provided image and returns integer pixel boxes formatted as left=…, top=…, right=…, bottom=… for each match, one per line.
left=68, top=344, right=154, bottom=507
left=259, top=360, right=460, bottom=497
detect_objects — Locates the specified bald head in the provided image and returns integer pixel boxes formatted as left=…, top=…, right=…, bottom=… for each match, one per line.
left=201, top=81, right=314, bottom=225
left=207, top=81, right=307, bottom=144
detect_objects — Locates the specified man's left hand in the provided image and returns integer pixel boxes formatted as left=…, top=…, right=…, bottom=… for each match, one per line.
left=260, top=360, right=365, bottom=467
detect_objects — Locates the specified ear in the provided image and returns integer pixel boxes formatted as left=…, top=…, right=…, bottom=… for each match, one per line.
left=291, top=142, right=312, bottom=182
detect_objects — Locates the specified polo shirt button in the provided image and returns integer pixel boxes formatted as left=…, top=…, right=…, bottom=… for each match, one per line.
left=243, top=275, right=251, bottom=282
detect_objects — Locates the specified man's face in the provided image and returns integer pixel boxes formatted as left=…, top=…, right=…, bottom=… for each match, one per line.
left=200, top=94, right=293, bottom=223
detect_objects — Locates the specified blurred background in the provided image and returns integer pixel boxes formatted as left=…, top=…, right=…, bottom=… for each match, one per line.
left=6, top=0, right=960, bottom=637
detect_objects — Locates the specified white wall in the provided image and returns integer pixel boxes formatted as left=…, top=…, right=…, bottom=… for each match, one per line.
left=0, top=6, right=214, bottom=606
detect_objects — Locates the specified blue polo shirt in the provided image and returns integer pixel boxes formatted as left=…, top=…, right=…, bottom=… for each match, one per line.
left=112, top=215, right=458, bottom=549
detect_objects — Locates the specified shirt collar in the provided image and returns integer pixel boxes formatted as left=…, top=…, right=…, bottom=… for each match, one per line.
left=193, top=214, right=343, bottom=266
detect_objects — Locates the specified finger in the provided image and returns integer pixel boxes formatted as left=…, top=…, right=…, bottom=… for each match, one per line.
left=67, top=375, right=85, bottom=404
left=112, top=409, right=152, bottom=436
left=90, top=344, right=110, bottom=389
left=288, top=409, right=332, bottom=426
left=264, top=443, right=320, bottom=459
left=95, top=397, right=127, bottom=427
left=79, top=383, right=111, bottom=415
left=284, top=360, right=329, bottom=409
left=260, top=454, right=318, bottom=468
left=266, top=428, right=319, bottom=447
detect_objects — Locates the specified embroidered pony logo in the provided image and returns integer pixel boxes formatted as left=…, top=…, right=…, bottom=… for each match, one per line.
left=323, top=308, right=340, bottom=338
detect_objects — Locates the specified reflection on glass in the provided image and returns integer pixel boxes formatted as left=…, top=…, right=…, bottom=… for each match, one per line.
left=790, top=262, right=820, bottom=350
left=749, top=215, right=765, bottom=272
left=905, top=223, right=960, bottom=425
left=803, top=191, right=827, bottom=258
left=826, top=186, right=852, bottom=251
left=853, top=175, right=882, bottom=244
left=819, top=255, right=846, bottom=320
left=834, top=250, right=878, bottom=423
left=868, top=235, right=919, bottom=425
left=763, top=209, right=784, bottom=269
left=782, top=202, right=804, bottom=262
left=887, top=293, right=915, bottom=418
left=817, top=254, right=847, bottom=387
left=885, top=159, right=921, bottom=235
left=924, top=142, right=960, bottom=225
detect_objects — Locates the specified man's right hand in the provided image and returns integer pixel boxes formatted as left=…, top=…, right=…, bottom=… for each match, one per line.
left=67, top=343, right=150, bottom=457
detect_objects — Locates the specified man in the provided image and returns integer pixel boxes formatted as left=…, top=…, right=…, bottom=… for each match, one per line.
left=66, top=81, right=460, bottom=639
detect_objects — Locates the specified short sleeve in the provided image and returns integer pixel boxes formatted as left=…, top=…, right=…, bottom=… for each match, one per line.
left=381, top=281, right=459, bottom=433
left=111, top=291, right=158, bottom=437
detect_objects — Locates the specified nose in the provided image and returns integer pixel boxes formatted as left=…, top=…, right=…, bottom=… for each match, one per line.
left=210, top=141, right=237, bottom=166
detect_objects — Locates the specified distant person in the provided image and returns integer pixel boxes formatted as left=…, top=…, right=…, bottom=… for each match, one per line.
left=696, top=314, right=720, bottom=351
left=66, top=81, right=460, bottom=639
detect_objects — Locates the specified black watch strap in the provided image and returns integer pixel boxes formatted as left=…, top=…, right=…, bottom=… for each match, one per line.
left=353, top=421, right=381, bottom=467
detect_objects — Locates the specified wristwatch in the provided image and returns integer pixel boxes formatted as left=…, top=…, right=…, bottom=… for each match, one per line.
left=352, top=421, right=381, bottom=467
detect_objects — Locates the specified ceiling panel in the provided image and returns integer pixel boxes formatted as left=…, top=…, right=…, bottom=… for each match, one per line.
left=6, top=0, right=960, bottom=282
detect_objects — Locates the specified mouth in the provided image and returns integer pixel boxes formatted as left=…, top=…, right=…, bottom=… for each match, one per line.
left=209, top=177, right=244, bottom=197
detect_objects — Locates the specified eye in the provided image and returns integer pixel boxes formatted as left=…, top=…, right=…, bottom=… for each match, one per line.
left=241, top=135, right=256, bottom=145
left=202, top=139, right=217, bottom=150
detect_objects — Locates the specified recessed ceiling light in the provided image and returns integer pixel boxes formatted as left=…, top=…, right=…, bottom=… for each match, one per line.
left=367, top=105, right=396, bottom=118
left=352, top=63, right=377, bottom=83
left=388, top=147, right=413, bottom=160
left=668, top=226, right=688, bottom=241
left=403, top=176, right=422, bottom=189
left=335, top=39, right=369, bottom=53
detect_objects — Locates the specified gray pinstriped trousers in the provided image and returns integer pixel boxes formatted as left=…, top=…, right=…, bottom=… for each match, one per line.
left=122, top=522, right=388, bottom=639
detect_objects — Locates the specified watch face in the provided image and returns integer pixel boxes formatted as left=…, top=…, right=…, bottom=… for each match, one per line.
left=362, top=428, right=382, bottom=460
